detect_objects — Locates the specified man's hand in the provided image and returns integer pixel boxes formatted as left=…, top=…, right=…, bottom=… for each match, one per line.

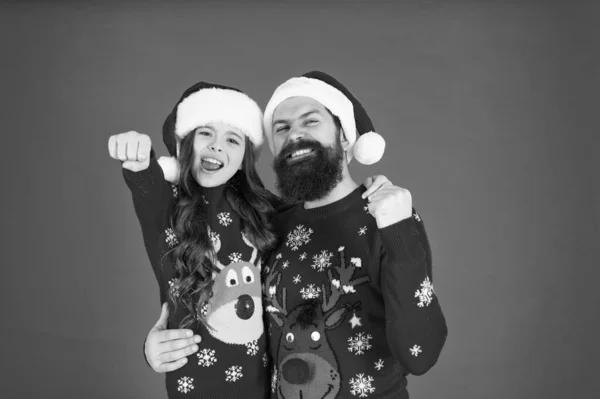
left=108, top=131, right=152, bottom=172
left=363, top=175, right=413, bottom=228
left=144, top=303, right=202, bottom=373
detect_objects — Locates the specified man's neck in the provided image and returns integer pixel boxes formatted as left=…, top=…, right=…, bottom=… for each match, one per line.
left=304, top=174, right=359, bottom=210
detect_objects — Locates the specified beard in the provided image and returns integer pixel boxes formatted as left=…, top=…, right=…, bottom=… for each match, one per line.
left=273, top=137, right=344, bottom=203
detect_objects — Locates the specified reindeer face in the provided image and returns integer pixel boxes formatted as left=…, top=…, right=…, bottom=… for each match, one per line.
left=280, top=302, right=329, bottom=357
left=276, top=301, right=344, bottom=399
left=205, top=229, right=264, bottom=345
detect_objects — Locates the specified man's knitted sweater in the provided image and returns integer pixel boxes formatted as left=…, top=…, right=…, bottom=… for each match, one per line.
left=263, top=185, right=447, bottom=398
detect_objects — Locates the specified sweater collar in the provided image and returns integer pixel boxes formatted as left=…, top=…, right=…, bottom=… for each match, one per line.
left=199, top=184, right=227, bottom=203
left=295, top=185, right=367, bottom=218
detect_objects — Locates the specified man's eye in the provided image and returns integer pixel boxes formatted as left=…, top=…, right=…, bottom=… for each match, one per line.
left=275, top=126, right=289, bottom=133
left=305, top=119, right=318, bottom=125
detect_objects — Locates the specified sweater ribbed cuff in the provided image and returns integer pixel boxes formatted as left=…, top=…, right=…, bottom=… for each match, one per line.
left=379, top=215, right=424, bottom=263
left=122, top=150, right=163, bottom=184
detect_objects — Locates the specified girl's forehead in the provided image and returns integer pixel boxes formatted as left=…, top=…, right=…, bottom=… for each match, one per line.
left=199, top=122, right=246, bottom=138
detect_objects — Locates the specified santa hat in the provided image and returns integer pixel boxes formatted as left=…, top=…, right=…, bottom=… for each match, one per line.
left=262, top=71, right=385, bottom=165
left=158, top=81, right=264, bottom=183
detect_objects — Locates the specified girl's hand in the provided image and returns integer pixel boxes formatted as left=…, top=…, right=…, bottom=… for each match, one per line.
left=108, top=131, right=152, bottom=172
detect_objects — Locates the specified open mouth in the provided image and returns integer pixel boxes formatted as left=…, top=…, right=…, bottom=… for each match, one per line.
left=286, top=148, right=315, bottom=163
left=201, top=157, right=224, bottom=172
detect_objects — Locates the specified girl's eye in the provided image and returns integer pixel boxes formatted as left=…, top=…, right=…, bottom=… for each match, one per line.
left=227, top=138, right=239, bottom=145
left=197, top=130, right=211, bottom=137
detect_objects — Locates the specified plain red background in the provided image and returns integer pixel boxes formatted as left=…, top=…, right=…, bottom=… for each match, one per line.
left=1, top=1, right=597, bottom=398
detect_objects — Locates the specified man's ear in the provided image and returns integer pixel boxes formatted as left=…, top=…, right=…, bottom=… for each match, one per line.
left=340, top=128, right=351, bottom=151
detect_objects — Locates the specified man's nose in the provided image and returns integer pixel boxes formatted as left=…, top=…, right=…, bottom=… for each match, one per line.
left=288, top=125, right=306, bottom=141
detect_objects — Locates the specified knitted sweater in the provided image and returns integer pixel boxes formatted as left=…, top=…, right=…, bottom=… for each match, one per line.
left=262, top=185, right=447, bottom=399
left=123, top=154, right=269, bottom=399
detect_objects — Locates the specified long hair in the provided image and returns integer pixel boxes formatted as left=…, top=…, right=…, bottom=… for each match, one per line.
left=166, top=132, right=278, bottom=330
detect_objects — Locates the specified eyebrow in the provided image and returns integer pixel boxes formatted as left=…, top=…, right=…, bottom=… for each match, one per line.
left=197, top=125, right=242, bottom=140
left=227, top=131, right=244, bottom=141
left=273, top=109, right=321, bottom=125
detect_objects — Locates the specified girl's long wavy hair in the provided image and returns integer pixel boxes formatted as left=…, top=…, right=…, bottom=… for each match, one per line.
left=165, top=132, right=278, bottom=330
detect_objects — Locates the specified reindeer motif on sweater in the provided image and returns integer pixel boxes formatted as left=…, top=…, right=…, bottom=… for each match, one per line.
left=205, top=227, right=264, bottom=345
left=264, top=247, right=370, bottom=399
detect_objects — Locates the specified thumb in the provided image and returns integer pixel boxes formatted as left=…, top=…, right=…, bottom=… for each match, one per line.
left=153, top=302, right=169, bottom=331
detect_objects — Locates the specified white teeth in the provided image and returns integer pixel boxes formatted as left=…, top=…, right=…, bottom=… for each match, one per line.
left=291, top=149, right=312, bottom=158
left=202, top=157, right=223, bottom=165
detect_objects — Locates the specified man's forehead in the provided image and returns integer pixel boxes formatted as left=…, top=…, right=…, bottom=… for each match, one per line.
left=273, top=97, right=327, bottom=120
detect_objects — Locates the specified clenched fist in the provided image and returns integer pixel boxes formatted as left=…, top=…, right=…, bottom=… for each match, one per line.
left=363, top=175, right=413, bottom=228
left=108, top=131, right=152, bottom=172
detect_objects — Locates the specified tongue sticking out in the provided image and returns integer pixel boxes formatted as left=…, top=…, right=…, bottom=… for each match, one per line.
left=201, top=160, right=223, bottom=171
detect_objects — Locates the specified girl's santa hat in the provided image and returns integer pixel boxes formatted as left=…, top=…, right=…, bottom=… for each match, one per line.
left=159, top=81, right=264, bottom=183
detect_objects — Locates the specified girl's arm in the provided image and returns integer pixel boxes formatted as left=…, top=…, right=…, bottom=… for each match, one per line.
left=109, top=131, right=175, bottom=303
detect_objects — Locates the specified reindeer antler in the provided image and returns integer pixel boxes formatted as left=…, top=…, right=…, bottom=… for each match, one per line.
left=321, top=247, right=370, bottom=314
left=206, top=226, right=225, bottom=272
left=207, top=226, right=221, bottom=253
left=263, top=255, right=287, bottom=327
left=241, top=233, right=260, bottom=266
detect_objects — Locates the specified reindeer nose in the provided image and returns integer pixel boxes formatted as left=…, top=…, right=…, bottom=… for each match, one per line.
left=235, top=294, right=255, bottom=320
left=282, top=358, right=312, bottom=385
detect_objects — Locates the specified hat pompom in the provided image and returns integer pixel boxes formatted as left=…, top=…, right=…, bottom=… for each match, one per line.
left=157, top=156, right=180, bottom=183
left=353, top=131, right=385, bottom=165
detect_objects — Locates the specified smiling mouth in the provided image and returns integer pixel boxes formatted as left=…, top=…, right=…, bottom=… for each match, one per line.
left=279, top=384, right=334, bottom=399
left=201, top=157, right=224, bottom=172
left=286, top=148, right=315, bottom=163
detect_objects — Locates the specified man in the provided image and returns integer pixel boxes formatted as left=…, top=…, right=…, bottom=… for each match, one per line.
left=260, top=71, right=447, bottom=398
left=144, top=71, right=447, bottom=399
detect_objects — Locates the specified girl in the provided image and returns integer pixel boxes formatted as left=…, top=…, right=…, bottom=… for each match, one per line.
left=109, top=81, right=276, bottom=398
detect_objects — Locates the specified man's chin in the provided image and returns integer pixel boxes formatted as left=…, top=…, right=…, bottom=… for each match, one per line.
left=273, top=142, right=344, bottom=202
left=275, top=170, right=335, bottom=203
left=280, top=156, right=319, bottom=174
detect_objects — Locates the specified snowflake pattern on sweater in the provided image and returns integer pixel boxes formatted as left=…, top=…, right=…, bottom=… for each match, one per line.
left=348, top=332, right=373, bottom=355
left=197, top=349, right=217, bottom=367
left=286, top=225, right=313, bottom=250
left=415, top=277, right=435, bottom=307
left=349, top=374, right=376, bottom=397
left=225, top=365, right=243, bottom=382
left=177, top=377, right=194, bottom=394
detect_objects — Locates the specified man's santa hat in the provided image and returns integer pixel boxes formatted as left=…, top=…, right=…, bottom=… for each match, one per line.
left=262, top=71, right=385, bottom=165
